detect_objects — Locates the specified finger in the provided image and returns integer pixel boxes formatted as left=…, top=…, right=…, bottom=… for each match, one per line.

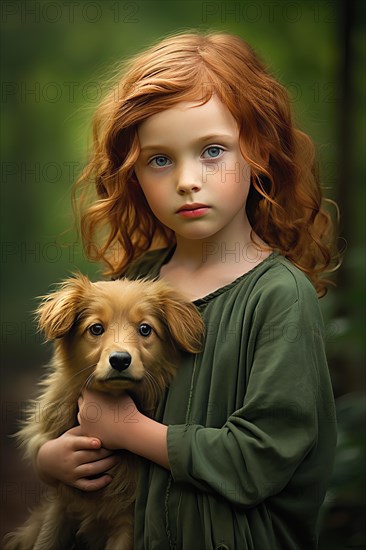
left=73, top=437, right=102, bottom=450
left=66, top=426, right=89, bottom=437
left=74, top=437, right=102, bottom=450
left=64, top=428, right=102, bottom=451
left=76, top=454, right=120, bottom=477
left=75, top=448, right=115, bottom=465
left=74, top=474, right=113, bottom=492
left=66, top=425, right=83, bottom=435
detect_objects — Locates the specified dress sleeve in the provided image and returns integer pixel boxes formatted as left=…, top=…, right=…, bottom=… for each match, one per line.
left=167, top=278, right=331, bottom=507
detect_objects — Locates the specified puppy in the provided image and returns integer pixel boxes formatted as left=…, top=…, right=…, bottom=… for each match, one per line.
left=5, top=274, right=204, bottom=550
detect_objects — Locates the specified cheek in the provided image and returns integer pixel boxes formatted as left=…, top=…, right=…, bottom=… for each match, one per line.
left=215, top=153, right=250, bottom=183
left=77, top=338, right=101, bottom=364
left=217, top=159, right=251, bottom=198
left=241, top=161, right=251, bottom=185
left=136, top=174, right=163, bottom=205
left=139, top=184, right=160, bottom=206
left=138, top=183, right=171, bottom=222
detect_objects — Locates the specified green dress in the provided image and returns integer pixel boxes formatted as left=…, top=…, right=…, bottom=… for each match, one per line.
left=124, top=247, right=336, bottom=550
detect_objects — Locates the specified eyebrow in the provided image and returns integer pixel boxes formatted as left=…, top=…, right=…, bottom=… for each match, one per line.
left=139, top=134, right=234, bottom=152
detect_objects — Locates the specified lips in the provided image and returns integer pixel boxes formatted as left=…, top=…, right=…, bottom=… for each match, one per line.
left=176, top=203, right=209, bottom=213
left=176, top=203, right=211, bottom=219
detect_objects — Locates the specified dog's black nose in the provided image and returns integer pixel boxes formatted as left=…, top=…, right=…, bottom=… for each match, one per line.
left=109, top=352, right=132, bottom=372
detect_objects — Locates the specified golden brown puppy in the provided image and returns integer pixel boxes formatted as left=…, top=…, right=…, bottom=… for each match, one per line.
left=5, top=274, right=204, bottom=550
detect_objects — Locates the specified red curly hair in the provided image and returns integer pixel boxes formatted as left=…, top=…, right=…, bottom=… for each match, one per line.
left=74, top=30, right=339, bottom=296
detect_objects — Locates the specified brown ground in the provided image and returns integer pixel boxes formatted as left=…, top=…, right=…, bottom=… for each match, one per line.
left=1, top=371, right=46, bottom=542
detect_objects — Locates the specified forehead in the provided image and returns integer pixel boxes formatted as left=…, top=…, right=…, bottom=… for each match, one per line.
left=137, top=96, right=239, bottom=147
left=85, top=280, right=159, bottom=320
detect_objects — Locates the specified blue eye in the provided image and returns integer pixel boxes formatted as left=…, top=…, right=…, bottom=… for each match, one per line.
left=203, top=146, right=224, bottom=159
left=150, top=156, right=170, bottom=168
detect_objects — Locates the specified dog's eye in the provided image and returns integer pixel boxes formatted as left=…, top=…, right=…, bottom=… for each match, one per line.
left=89, top=323, right=105, bottom=336
left=138, top=323, right=152, bottom=337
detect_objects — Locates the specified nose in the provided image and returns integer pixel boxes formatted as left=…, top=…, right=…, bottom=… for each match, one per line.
left=109, top=351, right=132, bottom=372
left=176, top=162, right=202, bottom=195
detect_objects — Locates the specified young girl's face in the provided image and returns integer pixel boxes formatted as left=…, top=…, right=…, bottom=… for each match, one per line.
left=134, top=95, right=252, bottom=242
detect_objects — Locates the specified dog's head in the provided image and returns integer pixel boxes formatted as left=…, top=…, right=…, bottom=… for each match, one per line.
left=36, top=274, right=204, bottom=398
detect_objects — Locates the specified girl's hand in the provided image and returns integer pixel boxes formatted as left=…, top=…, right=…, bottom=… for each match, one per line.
left=36, top=425, right=120, bottom=492
left=77, top=389, right=139, bottom=450
left=78, top=388, right=170, bottom=470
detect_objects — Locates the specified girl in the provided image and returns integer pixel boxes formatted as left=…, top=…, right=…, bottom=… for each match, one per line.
left=37, top=31, right=339, bottom=549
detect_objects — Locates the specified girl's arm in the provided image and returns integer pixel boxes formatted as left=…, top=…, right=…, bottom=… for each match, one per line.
left=36, top=425, right=121, bottom=491
left=77, top=392, right=170, bottom=470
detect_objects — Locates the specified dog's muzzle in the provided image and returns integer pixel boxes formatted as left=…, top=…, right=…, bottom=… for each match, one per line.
left=109, top=351, right=132, bottom=372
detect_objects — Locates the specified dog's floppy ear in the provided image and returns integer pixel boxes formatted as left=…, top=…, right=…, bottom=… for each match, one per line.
left=35, top=273, right=92, bottom=340
left=156, top=284, right=205, bottom=354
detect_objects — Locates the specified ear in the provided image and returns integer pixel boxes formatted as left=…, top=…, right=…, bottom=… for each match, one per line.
left=156, top=284, right=205, bottom=354
left=35, top=273, right=92, bottom=340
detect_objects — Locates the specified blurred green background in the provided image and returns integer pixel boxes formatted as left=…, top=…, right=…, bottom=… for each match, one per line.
left=1, top=0, right=365, bottom=547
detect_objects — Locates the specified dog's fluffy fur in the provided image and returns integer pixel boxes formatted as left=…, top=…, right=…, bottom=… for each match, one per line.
left=5, top=275, right=204, bottom=550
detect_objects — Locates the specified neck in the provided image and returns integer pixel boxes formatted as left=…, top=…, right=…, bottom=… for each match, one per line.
left=171, top=216, right=263, bottom=271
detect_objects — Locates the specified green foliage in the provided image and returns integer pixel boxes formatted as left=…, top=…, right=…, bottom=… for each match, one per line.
left=319, top=393, right=366, bottom=548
